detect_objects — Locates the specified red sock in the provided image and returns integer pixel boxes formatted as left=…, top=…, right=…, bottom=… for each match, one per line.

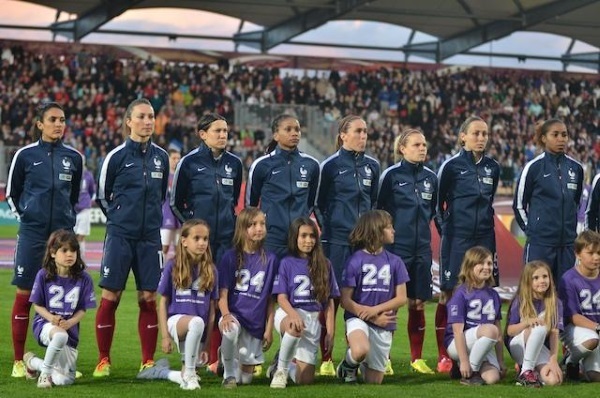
left=209, top=324, right=222, bottom=365
left=12, top=293, right=32, bottom=361
left=319, top=310, right=331, bottom=362
left=408, top=308, right=425, bottom=362
left=95, top=298, right=118, bottom=362
left=138, top=300, right=158, bottom=364
left=435, top=303, right=449, bottom=360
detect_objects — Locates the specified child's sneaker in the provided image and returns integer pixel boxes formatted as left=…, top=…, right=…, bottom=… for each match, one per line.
left=410, top=359, right=435, bottom=374
left=449, top=359, right=461, bottom=379
left=93, top=357, right=111, bottom=378
left=23, top=352, right=39, bottom=380
left=266, top=350, right=279, bottom=379
left=516, top=370, right=542, bottom=388
left=11, top=360, right=26, bottom=378
left=336, top=360, right=358, bottom=384
left=437, top=356, right=453, bottom=373
left=222, top=376, right=237, bottom=389
left=319, top=360, right=336, bottom=376
left=270, top=369, right=288, bottom=389
left=566, top=362, right=580, bottom=381
left=460, top=371, right=484, bottom=386
left=181, top=372, right=201, bottom=390
left=37, top=373, right=53, bottom=388
left=384, top=358, right=394, bottom=375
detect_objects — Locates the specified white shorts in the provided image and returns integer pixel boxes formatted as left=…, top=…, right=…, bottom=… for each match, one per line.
left=167, top=314, right=205, bottom=355
left=508, top=330, right=551, bottom=366
left=345, top=317, right=392, bottom=373
left=274, top=307, right=320, bottom=365
left=74, top=209, right=91, bottom=236
left=447, top=326, right=500, bottom=370
left=562, top=324, right=600, bottom=373
left=39, top=323, right=77, bottom=385
left=219, top=315, right=264, bottom=365
left=160, top=229, right=180, bottom=247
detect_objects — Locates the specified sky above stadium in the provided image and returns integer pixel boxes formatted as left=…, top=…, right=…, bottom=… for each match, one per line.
left=1, top=0, right=599, bottom=73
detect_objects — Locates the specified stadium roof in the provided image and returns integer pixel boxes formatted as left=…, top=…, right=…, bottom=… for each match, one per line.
left=17, top=0, right=600, bottom=70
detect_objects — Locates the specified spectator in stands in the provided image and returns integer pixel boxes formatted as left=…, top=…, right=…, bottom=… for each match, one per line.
left=0, top=41, right=598, bottom=184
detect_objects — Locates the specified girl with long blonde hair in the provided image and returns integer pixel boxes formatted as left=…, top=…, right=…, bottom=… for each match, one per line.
left=505, top=261, right=562, bottom=387
left=445, top=246, right=505, bottom=386
left=151, top=219, right=217, bottom=390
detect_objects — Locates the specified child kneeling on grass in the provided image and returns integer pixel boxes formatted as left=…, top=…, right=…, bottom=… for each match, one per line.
left=336, top=210, right=409, bottom=385
left=445, top=246, right=506, bottom=386
left=558, top=230, right=600, bottom=382
left=24, top=230, right=96, bottom=388
left=137, top=219, right=218, bottom=390
left=268, top=217, right=339, bottom=388
left=505, top=261, right=562, bottom=387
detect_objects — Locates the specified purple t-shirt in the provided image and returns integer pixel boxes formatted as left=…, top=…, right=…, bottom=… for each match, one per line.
left=75, top=169, right=95, bottom=212
left=559, top=267, right=600, bottom=324
left=444, top=284, right=502, bottom=347
left=157, top=259, right=219, bottom=324
left=218, top=249, right=279, bottom=340
left=272, top=255, right=340, bottom=312
left=162, top=173, right=180, bottom=229
left=341, top=249, right=409, bottom=331
left=30, top=269, right=96, bottom=348
left=505, top=297, right=564, bottom=346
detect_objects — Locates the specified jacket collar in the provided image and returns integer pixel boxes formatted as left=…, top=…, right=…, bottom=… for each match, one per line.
left=126, top=138, right=153, bottom=154
left=339, top=146, right=364, bottom=160
left=460, top=148, right=485, bottom=165
left=400, top=159, right=423, bottom=173
left=38, top=138, right=63, bottom=149
left=275, top=145, right=299, bottom=157
left=545, top=150, right=565, bottom=165
left=198, top=142, right=225, bottom=160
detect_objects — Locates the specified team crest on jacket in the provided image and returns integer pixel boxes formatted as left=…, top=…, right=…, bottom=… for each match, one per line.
left=484, top=165, right=492, bottom=176
left=151, top=156, right=163, bottom=179
left=225, top=164, right=233, bottom=177
left=567, top=168, right=578, bottom=190
left=59, top=157, right=73, bottom=181
left=568, top=169, right=576, bottom=180
left=423, top=179, right=431, bottom=191
left=421, top=179, right=433, bottom=200
left=362, top=165, right=372, bottom=187
left=296, top=165, right=309, bottom=188
left=300, top=166, right=308, bottom=178
left=62, top=158, right=71, bottom=170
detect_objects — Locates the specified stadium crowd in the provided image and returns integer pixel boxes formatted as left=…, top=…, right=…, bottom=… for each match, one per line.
left=1, top=43, right=599, bottom=187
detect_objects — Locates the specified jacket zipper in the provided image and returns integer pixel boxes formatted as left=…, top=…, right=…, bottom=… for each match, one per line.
left=49, top=145, right=55, bottom=236
left=141, top=147, right=148, bottom=238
